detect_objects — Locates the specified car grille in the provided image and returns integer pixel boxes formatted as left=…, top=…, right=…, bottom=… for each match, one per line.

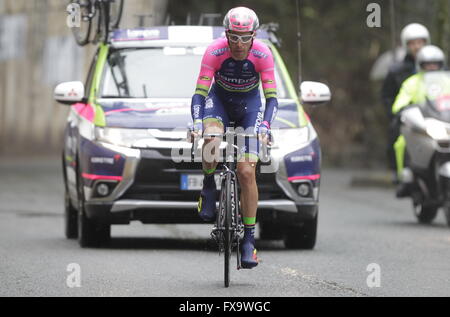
left=121, top=148, right=287, bottom=201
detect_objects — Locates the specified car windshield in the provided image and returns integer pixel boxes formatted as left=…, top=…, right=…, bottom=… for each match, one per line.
left=100, top=47, right=289, bottom=99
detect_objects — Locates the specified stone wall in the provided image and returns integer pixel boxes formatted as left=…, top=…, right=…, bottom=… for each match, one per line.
left=0, top=0, right=167, bottom=155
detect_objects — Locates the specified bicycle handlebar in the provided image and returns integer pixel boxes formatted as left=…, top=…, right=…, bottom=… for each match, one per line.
left=187, top=128, right=272, bottom=163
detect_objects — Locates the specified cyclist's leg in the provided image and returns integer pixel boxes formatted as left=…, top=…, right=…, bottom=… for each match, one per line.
left=235, top=110, right=263, bottom=268
left=197, top=94, right=229, bottom=221
left=235, top=106, right=263, bottom=220
left=202, top=93, right=229, bottom=172
left=237, top=160, right=259, bottom=268
left=236, top=114, right=260, bottom=229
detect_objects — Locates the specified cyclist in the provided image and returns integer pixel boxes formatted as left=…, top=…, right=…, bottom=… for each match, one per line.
left=190, top=7, right=278, bottom=269
left=391, top=45, right=446, bottom=197
left=382, top=23, right=430, bottom=180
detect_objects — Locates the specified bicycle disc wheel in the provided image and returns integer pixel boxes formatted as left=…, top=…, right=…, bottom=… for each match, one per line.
left=224, top=174, right=232, bottom=288
left=71, top=0, right=93, bottom=46
left=109, top=0, right=124, bottom=29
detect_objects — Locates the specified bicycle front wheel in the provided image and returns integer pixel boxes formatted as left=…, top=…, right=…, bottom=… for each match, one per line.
left=70, top=0, right=93, bottom=46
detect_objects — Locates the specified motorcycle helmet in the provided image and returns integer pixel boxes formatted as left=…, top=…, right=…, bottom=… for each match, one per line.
left=401, top=23, right=430, bottom=48
left=416, top=45, right=446, bottom=72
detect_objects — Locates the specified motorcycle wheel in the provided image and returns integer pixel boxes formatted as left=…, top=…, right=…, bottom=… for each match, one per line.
left=413, top=203, right=438, bottom=224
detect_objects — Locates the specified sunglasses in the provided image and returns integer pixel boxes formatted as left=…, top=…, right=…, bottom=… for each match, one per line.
left=227, top=32, right=255, bottom=44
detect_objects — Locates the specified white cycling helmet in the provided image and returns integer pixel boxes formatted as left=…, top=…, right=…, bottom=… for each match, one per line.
left=401, top=23, right=430, bottom=48
left=416, top=45, right=446, bottom=71
left=223, top=7, right=259, bottom=33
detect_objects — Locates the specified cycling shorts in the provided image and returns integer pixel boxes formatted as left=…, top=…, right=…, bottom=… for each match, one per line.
left=202, top=87, right=263, bottom=162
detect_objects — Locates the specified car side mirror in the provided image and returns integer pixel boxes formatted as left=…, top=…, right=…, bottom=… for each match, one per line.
left=300, top=81, right=331, bottom=106
left=54, top=81, right=85, bottom=105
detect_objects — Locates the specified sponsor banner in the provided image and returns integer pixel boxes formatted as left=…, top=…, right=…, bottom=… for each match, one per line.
left=112, top=27, right=169, bottom=42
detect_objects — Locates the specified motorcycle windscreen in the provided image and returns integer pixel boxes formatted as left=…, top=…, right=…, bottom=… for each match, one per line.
left=421, top=71, right=450, bottom=122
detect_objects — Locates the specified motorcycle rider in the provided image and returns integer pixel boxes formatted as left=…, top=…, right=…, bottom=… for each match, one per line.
left=382, top=23, right=430, bottom=177
left=391, top=45, right=447, bottom=197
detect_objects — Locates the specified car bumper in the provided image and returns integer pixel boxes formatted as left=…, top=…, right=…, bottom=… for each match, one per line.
left=111, top=199, right=298, bottom=213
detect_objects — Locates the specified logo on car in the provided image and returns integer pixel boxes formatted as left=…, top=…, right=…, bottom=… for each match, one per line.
left=91, top=157, right=114, bottom=165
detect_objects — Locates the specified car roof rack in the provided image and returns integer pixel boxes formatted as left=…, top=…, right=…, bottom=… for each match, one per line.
left=110, top=26, right=278, bottom=48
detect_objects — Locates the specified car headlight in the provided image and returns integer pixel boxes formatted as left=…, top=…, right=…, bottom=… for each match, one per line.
left=95, top=127, right=152, bottom=147
left=271, top=127, right=312, bottom=154
left=425, top=119, right=448, bottom=140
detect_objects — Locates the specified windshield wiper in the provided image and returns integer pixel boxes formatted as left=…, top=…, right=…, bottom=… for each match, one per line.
left=100, top=95, right=141, bottom=99
left=100, top=95, right=124, bottom=99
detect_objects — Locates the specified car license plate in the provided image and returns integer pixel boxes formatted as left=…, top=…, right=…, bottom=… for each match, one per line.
left=180, top=174, right=221, bottom=191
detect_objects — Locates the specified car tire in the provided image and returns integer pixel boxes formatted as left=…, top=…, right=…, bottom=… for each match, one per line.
left=78, top=204, right=111, bottom=248
left=65, top=189, right=78, bottom=239
left=284, top=214, right=318, bottom=250
left=259, top=222, right=284, bottom=240
left=62, top=152, right=78, bottom=239
left=77, top=168, right=110, bottom=248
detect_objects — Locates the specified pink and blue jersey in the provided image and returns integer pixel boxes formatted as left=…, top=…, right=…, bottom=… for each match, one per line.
left=191, top=37, right=278, bottom=126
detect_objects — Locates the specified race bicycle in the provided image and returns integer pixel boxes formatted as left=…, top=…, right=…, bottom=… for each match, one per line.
left=192, top=126, right=271, bottom=288
left=69, top=0, right=124, bottom=46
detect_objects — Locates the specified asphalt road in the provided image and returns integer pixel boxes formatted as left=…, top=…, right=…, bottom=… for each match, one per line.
left=1, top=157, right=450, bottom=297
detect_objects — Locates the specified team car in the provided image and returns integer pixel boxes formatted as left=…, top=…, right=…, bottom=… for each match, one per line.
left=54, top=26, right=331, bottom=248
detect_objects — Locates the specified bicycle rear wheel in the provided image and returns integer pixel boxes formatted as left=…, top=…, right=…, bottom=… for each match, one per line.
left=224, top=174, right=232, bottom=288
left=70, top=0, right=93, bottom=46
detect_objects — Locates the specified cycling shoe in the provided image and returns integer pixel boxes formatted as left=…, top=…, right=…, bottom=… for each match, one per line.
left=197, top=175, right=217, bottom=222
left=241, top=241, right=259, bottom=269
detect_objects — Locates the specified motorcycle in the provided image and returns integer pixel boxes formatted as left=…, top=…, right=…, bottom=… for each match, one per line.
left=399, top=71, right=450, bottom=226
